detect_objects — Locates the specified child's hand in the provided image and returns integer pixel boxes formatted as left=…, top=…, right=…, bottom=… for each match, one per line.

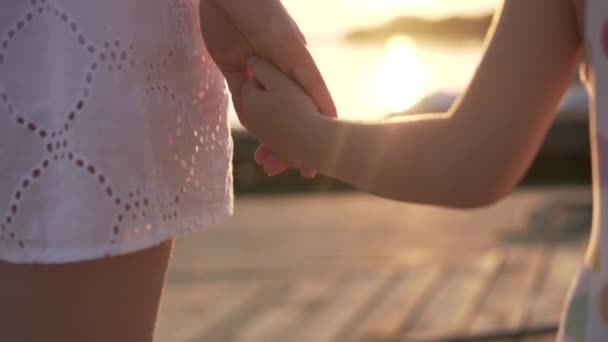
left=253, top=146, right=317, bottom=177
left=241, top=57, right=321, bottom=175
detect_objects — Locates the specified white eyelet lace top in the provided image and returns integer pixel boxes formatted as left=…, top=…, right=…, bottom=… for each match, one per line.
left=0, top=0, right=233, bottom=264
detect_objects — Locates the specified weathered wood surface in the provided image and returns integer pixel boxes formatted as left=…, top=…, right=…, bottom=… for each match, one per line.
left=157, top=187, right=590, bottom=341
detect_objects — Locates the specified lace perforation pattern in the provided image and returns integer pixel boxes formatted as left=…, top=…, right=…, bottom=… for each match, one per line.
left=0, top=0, right=233, bottom=262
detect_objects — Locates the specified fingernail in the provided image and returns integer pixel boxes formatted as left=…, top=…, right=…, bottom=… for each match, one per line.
left=264, top=167, right=274, bottom=177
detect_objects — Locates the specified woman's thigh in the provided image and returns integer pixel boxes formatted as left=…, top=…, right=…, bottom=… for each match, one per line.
left=0, top=239, right=174, bottom=342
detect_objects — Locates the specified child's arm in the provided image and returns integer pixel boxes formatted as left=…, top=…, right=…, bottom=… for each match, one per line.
left=241, top=0, right=582, bottom=208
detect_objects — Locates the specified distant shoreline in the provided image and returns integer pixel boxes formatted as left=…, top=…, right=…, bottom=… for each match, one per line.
left=345, top=14, right=493, bottom=43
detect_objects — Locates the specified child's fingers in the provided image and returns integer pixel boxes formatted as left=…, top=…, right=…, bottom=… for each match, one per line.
left=258, top=145, right=317, bottom=178
left=299, top=166, right=317, bottom=178
left=248, top=57, right=293, bottom=92
left=263, top=155, right=290, bottom=176
left=241, top=77, right=264, bottom=103
left=258, top=145, right=302, bottom=177
left=255, top=145, right=273, bottom=164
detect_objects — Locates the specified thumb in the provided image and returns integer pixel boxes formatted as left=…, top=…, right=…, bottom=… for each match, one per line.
left=241, top=77, right=264, bottom=104
left=248, top=57, right=290, bottom=92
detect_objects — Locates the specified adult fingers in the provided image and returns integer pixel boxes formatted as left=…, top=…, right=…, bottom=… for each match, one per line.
left=223, top=72, right=246, bottom=121
left=217, top=0, right=337, bottom=117
left=271, top=47, right=337, bottom=118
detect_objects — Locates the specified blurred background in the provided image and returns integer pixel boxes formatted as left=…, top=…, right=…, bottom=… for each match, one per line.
left=157, top=1, right=593, bottom=341
left=230, top=0, right=590, bottom=194
left=239, top=0, right=500, bottom=123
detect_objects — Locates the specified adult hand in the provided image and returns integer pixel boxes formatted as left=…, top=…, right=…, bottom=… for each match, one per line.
left=200, top=0, right=336, bottom=177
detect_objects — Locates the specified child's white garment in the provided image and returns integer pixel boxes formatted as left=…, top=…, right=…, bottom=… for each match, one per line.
left=559, top=0, right=608, bottom=340
left=0, top=0, right=233, bottom=263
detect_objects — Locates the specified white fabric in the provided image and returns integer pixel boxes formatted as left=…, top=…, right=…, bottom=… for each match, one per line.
left=0, top=0, right=233, bottom=263
left=557, top=0, right=608, bottom=341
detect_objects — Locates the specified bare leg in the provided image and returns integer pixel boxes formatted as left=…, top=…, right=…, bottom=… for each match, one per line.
left=0, top=240, right=174, bottom=342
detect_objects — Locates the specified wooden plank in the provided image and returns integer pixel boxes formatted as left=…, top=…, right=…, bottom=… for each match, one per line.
left=288, top=270, right=393, bottom=342
left=346, top=267, right=439, bottom=342
left=195, top=282, right=291, bottom=341
left=526, top=249, right=582, bottom=326
left=520, top=248, right=582, bottom=342
left=525, top=336, right=556, bottom=342
left=405, top=252, right=502, bottom=339
left=469, top=249, right=545, bottom=334
left=156, top=282, right=263, bottom=342
left=234, top=280, right=337, bottom=342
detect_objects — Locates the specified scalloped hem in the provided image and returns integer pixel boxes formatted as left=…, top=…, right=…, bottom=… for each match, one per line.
left=0, top=203, right=233, bottom=264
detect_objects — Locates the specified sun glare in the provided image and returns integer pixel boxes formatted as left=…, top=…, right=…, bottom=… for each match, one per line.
left=373, top=36, right=426, bottom=113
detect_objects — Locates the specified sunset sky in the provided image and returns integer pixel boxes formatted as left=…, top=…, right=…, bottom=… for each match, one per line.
left=231, top=1, right=502, bottom=125
left=282, top=0, right=499, bottom=35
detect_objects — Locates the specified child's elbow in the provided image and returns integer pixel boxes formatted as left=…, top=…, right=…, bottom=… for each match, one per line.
left=450, top=179, right=514, bottom=209
left=459, top=189, right=507, bottom=209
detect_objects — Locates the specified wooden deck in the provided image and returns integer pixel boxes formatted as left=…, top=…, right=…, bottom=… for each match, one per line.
left=156, top=187, right=591, bottom=342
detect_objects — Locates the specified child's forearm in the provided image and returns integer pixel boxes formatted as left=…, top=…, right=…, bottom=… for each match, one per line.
left=247, top=0, right=580, bottom=208
left=278, top=112, right=522, bottom=208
